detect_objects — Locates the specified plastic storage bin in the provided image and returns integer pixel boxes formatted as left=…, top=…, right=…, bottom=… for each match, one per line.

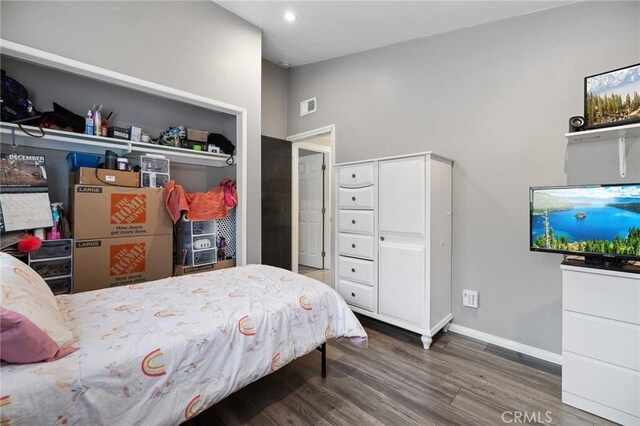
left=67, top=152, right=100, bottom=171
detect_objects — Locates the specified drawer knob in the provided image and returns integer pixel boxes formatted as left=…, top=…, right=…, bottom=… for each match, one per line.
left=351, top=268, right=356, bottom=273
left=352, top=173, right=356, bottom=179
left=351, top=219, right=356, bottom=224
left=351, top=243, right=356, bottom=248
left=351, top=292, right=356, bottom=297
left=380, top=236, right=385, bottom=241
left=352, top=196, right=356, bottom=201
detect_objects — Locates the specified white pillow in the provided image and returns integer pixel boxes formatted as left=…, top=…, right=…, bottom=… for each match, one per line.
left=0, top=251, right=73, bottom=349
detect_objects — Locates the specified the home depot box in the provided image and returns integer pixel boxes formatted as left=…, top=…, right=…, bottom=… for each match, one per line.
left=74, top=167, right=140, bottom=187
left=73, top=234, right=172, bottom=293
left=71, top=185, right=172, bottom=239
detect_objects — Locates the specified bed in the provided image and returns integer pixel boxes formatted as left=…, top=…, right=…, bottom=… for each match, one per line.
left=0, top=264, right=367, bottom=425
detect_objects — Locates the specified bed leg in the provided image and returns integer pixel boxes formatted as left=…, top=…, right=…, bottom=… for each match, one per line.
left=321, top=342, right=327, bottom=378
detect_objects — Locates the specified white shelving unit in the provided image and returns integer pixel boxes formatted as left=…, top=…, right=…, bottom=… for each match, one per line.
left=566, top=122, right=640, bottom=178
left=0, top=39, right=248, bottom=264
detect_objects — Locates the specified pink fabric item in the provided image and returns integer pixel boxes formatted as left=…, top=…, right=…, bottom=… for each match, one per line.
left=0, top=307, right=77, bottom=363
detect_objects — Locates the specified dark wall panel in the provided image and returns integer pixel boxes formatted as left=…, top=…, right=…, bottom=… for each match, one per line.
left=261, top=136, right=291, bottom=269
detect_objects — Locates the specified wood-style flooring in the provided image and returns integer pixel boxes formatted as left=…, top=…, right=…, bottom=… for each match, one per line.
left=187, top=315, right=612, bottom=425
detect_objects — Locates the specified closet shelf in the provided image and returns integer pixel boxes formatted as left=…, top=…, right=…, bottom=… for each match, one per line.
left=0, top=122, right=235, bottom=167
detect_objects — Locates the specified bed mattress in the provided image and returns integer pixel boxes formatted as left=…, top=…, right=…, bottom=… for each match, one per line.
left=0, top=264, right=367, bottom=425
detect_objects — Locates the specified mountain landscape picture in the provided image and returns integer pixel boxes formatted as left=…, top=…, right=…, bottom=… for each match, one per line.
left=585, top=64, right=640, bottom=127
left=531, top=185, right=640, bottom=257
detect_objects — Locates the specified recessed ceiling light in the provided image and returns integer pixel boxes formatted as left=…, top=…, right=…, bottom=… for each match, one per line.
left=284, top=11, right=296, bottom=22
left=279, top=62, right=291, bottom=69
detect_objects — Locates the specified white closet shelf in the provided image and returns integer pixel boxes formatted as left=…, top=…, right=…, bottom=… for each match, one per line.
left=0, top=122, right=235, bottom=167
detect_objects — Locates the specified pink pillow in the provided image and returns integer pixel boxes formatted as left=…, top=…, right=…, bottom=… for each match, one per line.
left=0, top=252, right=77, bottom=363
left=0, top=308, right=76, bottom=363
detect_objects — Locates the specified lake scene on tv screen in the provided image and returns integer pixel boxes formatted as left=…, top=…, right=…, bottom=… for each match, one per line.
left=531, top=185, right=640, bottom=256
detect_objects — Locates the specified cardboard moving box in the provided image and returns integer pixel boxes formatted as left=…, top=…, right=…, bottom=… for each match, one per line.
left=173, top=259, right=236, bottom=276
left=74, top=234, right=172, bottom=293
left=72, top=185, right=172, bottom=239
left=74, top=167, right=140, bottom=187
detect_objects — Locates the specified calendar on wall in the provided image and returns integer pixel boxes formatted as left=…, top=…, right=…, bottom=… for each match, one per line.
left=0, top=152, right=53, bottom=232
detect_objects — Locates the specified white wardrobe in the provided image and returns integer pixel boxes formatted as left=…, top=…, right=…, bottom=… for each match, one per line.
left=335, top=152, right=453, bottom=349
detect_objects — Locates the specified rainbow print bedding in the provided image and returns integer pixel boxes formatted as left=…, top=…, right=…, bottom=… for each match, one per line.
left=0, top=264, right=367, bottom=425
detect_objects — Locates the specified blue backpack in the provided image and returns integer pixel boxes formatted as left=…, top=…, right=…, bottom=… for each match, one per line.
left=1, top=69, right=36, bottom=122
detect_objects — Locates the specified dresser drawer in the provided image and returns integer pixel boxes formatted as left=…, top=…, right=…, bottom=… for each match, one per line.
left=29, top=257, right=72, bottom=279
left=338, top=279, right=374, bottom=311
left=338, top=233, right=374, bottom=260
left=338, top=163, right=374, bottom=188
left=563, top=269, right=640, bottom=325
left=338, top=256, right=374, bottom=286
left=564, top=311, right=640, bottom=371
left=338, top=210, right=374, bottom=235
left=338, top=187, right=374, bottom=210
left=563, top=352, right=640, bottom=418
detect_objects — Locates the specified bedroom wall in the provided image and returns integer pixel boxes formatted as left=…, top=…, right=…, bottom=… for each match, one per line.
left=0, top=1, right=263, bottom=263
left=286, top=1, right=640, bottom=354
left=262, top=60, right=289, bottom=140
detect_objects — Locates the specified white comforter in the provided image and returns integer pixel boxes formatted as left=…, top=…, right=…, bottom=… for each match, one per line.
left=0, top=265, right=367, bottom=425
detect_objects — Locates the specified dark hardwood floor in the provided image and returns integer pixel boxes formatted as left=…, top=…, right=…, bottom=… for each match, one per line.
left=187, top=315, right=613, bottom=425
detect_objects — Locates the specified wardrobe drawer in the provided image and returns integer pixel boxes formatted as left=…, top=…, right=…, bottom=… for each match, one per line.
left=338, top=163, right=374, bottom=188
left=564, top=311, right=640, bottom=371
left=338, top=233, right=374, bottom=260
left=338, top=256, right=374, bottom=286
left=338, top=210, right=374, bottom=235
left=563, top=352, right=640, bottom=418
left=563, top=269, right=640, bottom=325
left=338, top=187, right=374, bottom=210
left=338, top=279, right=374, bottom=311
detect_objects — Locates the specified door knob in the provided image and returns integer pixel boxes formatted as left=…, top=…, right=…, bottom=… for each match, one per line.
left=380, top=236, right=385, bottom=241
left=351, top=243, right=356, bottom=248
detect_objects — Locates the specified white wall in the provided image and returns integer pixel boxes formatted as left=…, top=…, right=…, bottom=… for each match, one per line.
left=1, top=0, right=263, bottom=263
left=286, top=1, right=640, bottom=353
left=261, top=60, right=289, bottom=140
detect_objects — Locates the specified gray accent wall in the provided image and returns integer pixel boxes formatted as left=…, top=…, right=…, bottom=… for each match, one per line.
left=1, top=1, right=263, bottom=263
left=287, top=1, right=640, bottom=354
left=262, top=60, right=289, bottom=139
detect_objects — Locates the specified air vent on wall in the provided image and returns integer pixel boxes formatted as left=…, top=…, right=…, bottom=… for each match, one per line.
left=300, top=97, right=317, bottom=116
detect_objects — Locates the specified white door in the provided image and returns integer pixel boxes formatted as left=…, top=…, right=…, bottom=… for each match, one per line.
left=299, top=152, right=324, bottom=268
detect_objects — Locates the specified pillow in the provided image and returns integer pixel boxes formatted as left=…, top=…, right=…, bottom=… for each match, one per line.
left=0, top=252, right=76, bottom=363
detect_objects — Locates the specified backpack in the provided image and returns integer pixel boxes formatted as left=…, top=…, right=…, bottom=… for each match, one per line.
left=1, top=69, right=36, bottom=122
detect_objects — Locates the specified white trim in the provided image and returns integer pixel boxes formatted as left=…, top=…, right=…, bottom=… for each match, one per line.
left=448, top=324, right=563, bottom=365
left=287, top=125, right=336, bottom=274
left=0, top=39, right=248, bottom=265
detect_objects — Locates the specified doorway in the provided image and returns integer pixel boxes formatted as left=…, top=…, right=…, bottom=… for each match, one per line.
left=288, top=125, right=335, bottom=286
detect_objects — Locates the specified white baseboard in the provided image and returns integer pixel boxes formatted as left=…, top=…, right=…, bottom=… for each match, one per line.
left=448, top=324, right=563, bottom=366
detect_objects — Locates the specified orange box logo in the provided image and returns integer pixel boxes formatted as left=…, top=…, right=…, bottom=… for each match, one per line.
left=110, top=194, right=147, bottom=224
left=110, top=242, right=146, bottom=276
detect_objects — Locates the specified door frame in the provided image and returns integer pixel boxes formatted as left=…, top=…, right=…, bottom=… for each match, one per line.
left=287, top=124, right=335, bottom=273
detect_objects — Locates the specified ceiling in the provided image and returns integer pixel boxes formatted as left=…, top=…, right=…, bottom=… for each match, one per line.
left=217, top=1, right=575, bottom=68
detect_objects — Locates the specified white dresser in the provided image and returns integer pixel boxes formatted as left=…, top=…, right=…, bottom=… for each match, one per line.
left=561, top=264, right=640, bottom=425
left=335, top=152, right=453, bottom=349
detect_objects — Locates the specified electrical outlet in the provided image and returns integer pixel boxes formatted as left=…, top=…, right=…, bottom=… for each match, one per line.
left=462, top=290, right=478, bottom=308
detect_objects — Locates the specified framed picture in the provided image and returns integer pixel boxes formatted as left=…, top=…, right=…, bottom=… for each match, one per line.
left=584, top=63, right=640, bottom=129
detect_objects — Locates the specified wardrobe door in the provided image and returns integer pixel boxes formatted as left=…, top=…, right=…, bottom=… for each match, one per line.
left=378, top=156, right=426, bottom=237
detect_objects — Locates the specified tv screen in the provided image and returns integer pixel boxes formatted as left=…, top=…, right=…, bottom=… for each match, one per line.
left=530, top=184, right=640, bottom=259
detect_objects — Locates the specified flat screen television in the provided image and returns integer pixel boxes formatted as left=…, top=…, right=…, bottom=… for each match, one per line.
left=529, top=183, right=640, bottom=263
